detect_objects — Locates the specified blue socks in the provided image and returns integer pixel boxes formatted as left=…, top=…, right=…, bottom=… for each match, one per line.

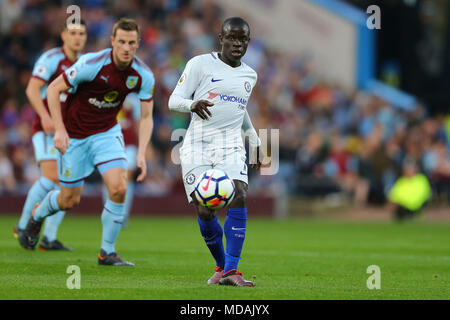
left=33, top=190, right=61, bottom=222
left=101, top=199, right=126, bottom=254
left=123, top=182, right=135, bottom=224
left=198, top=216, right=225, bottom=268
left=198, top=208, right=248, bottom=273
left=18, top=177, right=66, bottom=241
left=18, top=177, right=55, bottom=229
left=224, top=208, right=247, bottom=273
left=102, top=182, right=134, bottom=228
left=43, top=211, right=66, bottom=242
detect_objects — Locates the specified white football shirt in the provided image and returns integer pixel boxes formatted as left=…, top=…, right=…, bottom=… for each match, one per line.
left=169, top=52, right=258, bottom=151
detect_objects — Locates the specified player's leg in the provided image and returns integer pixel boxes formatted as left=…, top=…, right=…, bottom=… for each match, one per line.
left=16, top=132, right=70, bottom=250
left=216, top=153, right=255, bottom=286
left=19, top=185, right=83, bottom=250
left=191, top=190, right=226, bottom=284
left=100, top=146, right=136, bottom=229
left=39, top=160, right=72, bottom=251
left=18, top=135, right=89, bottom=250
left=219, top=180, right=255, bottom=286
left=16, top=161, right=58, bottom=231
left=92, top=125, right=134, bottom=266
left=100, top=167, right=127, bottom=251
left=123, top=145, right=137, bottom=228
left=98, top=166, right=134, bottom=266
left=16, top=133, right=59, bottom=233
left=123, top=169, right=135, bottom=226
left=181, top=158, right=226, bottom=283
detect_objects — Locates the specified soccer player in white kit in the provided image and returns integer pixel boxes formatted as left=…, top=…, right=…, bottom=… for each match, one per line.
left=169, top=17, right=261, bottom=286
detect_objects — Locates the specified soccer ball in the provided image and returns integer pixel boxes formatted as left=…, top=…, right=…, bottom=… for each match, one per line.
left=194, top=169, right=235, bottom=210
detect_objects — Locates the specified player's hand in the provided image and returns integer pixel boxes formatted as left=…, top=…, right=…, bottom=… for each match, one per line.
left=136, top=153, right=147, bottom=182
left=190, top=100, right=214, bottom=120
left=54, top=129, right=69, bottom=154
left=250, top=146, right=263, bottom=171
left=41, top=114, right=55, bottom=135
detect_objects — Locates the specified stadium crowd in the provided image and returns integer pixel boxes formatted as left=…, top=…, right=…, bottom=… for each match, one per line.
left=1, top=0, right=449, bottom=207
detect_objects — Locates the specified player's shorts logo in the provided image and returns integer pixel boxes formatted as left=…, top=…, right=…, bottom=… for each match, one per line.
left=63, top=168, right=72, bottom=178
left=126, top=76, right=138, bottom=89
left=244, top=81, right=251, bottom=93
left=104, top=90, right=119, bottom=102
left=185, top=173, right=196, bottom=185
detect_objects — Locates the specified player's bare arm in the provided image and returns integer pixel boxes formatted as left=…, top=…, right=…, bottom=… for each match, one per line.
left=136, top=99, right=154, bottom=182
left=26, top=77, right=55, bottom=134
left=190, top=100, right=214, bottom=120
left=47, top=74, right=71, bottom=154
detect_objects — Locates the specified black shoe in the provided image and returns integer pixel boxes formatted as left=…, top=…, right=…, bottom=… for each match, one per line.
left=19, top=217, right=43, bottom=251
left=98, top=249, right=135, bottom=267
left=39, top=236, right=73, bottom=251
left=13, top=224, right=24, bottom=239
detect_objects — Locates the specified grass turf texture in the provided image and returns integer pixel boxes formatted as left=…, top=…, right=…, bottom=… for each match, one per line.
left=0, top=214, right=449, bottom=300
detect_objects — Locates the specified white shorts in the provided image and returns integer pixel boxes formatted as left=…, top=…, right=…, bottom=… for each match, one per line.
left=180, top=146, right=248, bottom=203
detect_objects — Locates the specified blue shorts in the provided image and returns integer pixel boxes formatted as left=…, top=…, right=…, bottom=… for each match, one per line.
left=58, top=124, right=128, bottom=188
left=32, top=132, right=59, bottom=162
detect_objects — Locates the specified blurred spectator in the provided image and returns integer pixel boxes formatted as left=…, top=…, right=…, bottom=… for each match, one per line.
left=388, top=159, right=432, bottom=221
left=0, top=0, right=24, bottom=34
left=0, top=147, right=16, bottom=194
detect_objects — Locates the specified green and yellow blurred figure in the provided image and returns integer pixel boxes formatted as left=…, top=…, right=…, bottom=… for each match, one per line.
left=388, top=159, right=432, bottom=221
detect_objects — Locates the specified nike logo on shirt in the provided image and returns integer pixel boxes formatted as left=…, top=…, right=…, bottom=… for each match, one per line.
left=211, top=78, right=223, bottom=82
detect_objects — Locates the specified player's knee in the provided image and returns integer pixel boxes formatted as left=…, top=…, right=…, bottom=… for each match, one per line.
left=108, top=182, right=127, bottom=201
left=59, top=193, right=80, bottom=210
left=45, top=174, right=59, bottom=185
left=41, top=169, right=59, bottom=184
left=230, top=186, right=247, bottom=208
left=196, top=206, right=216, bottom=221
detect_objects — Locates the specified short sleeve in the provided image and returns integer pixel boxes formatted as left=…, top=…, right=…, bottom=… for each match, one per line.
left=138, top=70, right=155, bottom=102
left=63, top=54, right=101, bottom=88
left=31, top=50, right=60, bottom=82
left=172, top=56, right=202, bottom=99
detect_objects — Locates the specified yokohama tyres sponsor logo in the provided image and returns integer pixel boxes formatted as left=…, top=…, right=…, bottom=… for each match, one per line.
left=208, top=91, right=247, bottom=104
left=88, top=98, right=121, bottom=108
left=219, top=94, right=246, bottom=104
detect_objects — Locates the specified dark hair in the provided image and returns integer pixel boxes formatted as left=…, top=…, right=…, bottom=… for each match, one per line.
left=221, top=17, right=250, bottom=35
left=112, top=18, right=140, bottom=37
left=65, top=19, right=86, bottom=30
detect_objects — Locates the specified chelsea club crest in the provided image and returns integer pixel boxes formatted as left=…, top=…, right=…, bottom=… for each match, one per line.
left=244, top=81, right=251, bottom=93
left=126, top=76, right=138, bottom=89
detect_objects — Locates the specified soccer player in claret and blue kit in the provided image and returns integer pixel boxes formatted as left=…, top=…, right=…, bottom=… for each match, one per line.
left=14, top=20, right=87, bottom=251
left=19, top=18, right=155, bottom=267
left=169, top=17, right=262, bottom=286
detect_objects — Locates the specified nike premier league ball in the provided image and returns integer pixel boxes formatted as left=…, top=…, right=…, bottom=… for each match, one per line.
left=194, top=169, right=235, bottom=210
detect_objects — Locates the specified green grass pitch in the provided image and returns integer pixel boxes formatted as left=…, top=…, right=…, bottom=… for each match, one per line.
left=0, top=214, right=449, bottom=300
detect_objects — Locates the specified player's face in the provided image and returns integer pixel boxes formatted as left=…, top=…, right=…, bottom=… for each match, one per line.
left=219, top=25, right=250, bottom=66
left=62, top=24, right=87, bottom=53
left=111, top=29, right=140, bottom=66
